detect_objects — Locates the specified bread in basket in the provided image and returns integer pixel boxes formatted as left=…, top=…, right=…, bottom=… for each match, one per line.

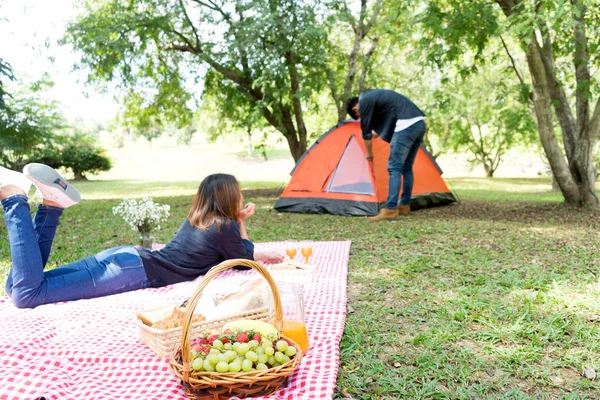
left=136, top=274, right=273, bottom=357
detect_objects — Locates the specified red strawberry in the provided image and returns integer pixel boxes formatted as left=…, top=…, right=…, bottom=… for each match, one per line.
left=197, top=337, right=209, bottom=345
left=236, top=333, right=249, bottom=343
left=223, top=329, right=233, bottom=335
left=207, top=334, right=220, bottom=345
left=252, top=333, right=262, bottom=343
left=220, top=336, right=230, bottom=344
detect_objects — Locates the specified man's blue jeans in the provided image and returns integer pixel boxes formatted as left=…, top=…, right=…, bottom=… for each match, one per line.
left=2, top=195, right=152, bottom=308
left=386, top=120, right=426, bottom=209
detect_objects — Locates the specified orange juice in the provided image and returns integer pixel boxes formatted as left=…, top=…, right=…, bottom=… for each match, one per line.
left=286, top=248, right=297, bottom=259
left=301, top=247, right=312, bottom=263
left=282, top=320, right=309, bottom=353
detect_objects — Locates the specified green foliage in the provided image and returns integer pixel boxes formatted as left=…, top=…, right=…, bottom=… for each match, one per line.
left=420, top=0, right=600, bottom=206
left=27, top=133, right=112, bottom=180
left=322, top=0, right=388, bottom=120
left=64, top=0, right=334, bottom=160
left=419, top=0, right=500, bottom=71
left=170, top=125, right=196, bottom=146
left=63, top=0, right=194, bottom=130
left=0, top=73, right=111, bottom=179
left=0, top=58, right=14, bottom=111
left=443, top=50, right=536, bottom=176
left=0, top=75, right=65, bottom=170
left=196, top=84, right=276, bottom=157
left=60, top=134, right=112, bottom=180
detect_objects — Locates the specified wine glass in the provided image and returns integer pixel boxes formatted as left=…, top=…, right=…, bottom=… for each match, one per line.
left=286, top=248, right=297, bottom=259
left=284, top=240, right=298, bottom=261
left=299, top=241, right=313, bottom=264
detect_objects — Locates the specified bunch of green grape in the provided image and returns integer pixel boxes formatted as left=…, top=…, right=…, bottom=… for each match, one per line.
left=189, top=330, right=298, bottom=373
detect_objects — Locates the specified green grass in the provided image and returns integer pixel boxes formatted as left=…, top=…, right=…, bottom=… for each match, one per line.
left=1, top=177, right=599, bottom=399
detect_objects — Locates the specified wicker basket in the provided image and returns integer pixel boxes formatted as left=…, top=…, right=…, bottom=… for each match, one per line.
left=169, top=259, right=303, bottom=400
left=136, top=305, right=272, bottom=357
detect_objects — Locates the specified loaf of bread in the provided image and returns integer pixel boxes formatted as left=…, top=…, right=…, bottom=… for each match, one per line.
left=137, top=305, right=206, bottom=329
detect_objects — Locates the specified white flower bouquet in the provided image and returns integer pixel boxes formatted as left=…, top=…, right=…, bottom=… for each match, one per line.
left=113, top=197, right=171, bottom=247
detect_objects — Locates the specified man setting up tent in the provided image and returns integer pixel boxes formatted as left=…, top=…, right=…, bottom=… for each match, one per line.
left=346, top=89, right=426, bottom=221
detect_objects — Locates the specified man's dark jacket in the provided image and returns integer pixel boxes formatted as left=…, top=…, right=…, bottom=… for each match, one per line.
left=358, top=89, right=425, bottom=143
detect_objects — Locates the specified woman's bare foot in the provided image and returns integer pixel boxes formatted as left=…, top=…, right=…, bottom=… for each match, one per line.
left=0, top=185, right=27, bottom=200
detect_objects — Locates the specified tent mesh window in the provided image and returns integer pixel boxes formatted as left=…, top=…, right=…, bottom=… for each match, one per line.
left=325, top=136, right=375, bottom=195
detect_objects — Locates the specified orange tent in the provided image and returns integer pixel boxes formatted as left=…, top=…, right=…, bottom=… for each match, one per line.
left=274, top=120, right=456, bottom=216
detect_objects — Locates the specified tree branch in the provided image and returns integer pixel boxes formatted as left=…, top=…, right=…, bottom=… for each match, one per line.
left=233, top=4, right=251, bottom=78
left=358, top=36, right=379, bottom=93
left=178, top=0, right=201, bottom=48
left=167, top=28, right=197, bottom=51
left=162, top=42, right=200, bottom=54
left=190, top=0, right=228, bottom=19
left=284, top=51, right=307, bottom=147
left=572, top=0, right=590, bottom=136
left=494, top=0, right=519, bottom=18
left=590, top=97, right=600, bottom=140
left=343, top=32, right=362, bottom=98
left=359, top=0, right=367, bottom=28
left=325, top=66, right=340, bottom=112
left=499, top=35, right=525, bottom=87
left=525, top=38, right=579, bottom=201
left=339, top=2, right=358, bottom=34
left=162, top=41, right=254, bottom=93
left=362, top=0, right=382, bottom=37
left=533, top=29, right=577, bottom=157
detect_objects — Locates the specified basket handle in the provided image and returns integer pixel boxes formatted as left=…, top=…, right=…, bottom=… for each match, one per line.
left=179, top=259, right=283, bottom=380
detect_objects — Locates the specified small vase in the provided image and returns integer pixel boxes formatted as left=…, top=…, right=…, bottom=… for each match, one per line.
left=140, top=232, right=156, bottom=249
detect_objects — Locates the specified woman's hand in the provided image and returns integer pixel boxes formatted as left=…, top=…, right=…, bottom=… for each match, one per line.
left=254, top=251, right=284, bottom=264
left=238, top=202, right=256, bottom=222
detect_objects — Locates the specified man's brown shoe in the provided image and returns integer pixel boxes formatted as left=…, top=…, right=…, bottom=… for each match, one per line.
left=397, top=204, right=411, bottom=215
left=367, top=208, right=398, bottom=221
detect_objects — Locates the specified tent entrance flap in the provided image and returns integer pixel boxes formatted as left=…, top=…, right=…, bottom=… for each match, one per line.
left=325, top=136, right=374, bottom=195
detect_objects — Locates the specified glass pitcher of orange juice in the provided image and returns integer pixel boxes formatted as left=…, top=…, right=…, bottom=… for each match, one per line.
left=277, top=282, right=310, bottom=354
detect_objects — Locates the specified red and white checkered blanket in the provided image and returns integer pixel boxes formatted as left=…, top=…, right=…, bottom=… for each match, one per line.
left=0, top=240, right=351, bottom=400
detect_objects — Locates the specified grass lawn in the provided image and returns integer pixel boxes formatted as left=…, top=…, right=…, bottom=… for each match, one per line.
left=1, top=177, right=599, bottom=399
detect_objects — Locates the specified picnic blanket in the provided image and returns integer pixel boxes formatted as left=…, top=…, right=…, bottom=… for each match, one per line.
left=0, top=240, right=351, bottom=400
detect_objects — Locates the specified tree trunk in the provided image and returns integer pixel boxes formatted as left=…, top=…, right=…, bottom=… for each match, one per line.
left=495, top=0, right=598, bottom=208
left=284, top=132, right=304, bottom=161
left=484, top=164, right=494, bottom=178
left=247, top=130, right=252, bottom=157
left=259, top=105, right=305, bottom=162
left=525, top=40, right=582, bottom=206
left=551, top=174, right=560, bottom=192
left=74, top=171, right=87, bottom=181
left=280, top=113, right=304, bottom=162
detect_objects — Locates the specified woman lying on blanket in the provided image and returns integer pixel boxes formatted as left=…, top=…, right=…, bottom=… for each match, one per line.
left=0, top=164, right=283, bottom=308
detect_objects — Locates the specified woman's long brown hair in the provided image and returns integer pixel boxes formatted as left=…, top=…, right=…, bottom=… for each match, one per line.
left=188, top=173, right=241, bottom=230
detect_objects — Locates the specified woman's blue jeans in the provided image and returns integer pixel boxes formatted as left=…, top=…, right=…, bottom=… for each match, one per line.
left=2, top=195, right=152, bottom=308
left=386, top=120, right=426, bottom=209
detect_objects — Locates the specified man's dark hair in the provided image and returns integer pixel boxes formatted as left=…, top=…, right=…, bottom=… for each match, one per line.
left=345, top=96, right=359, bottom=119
